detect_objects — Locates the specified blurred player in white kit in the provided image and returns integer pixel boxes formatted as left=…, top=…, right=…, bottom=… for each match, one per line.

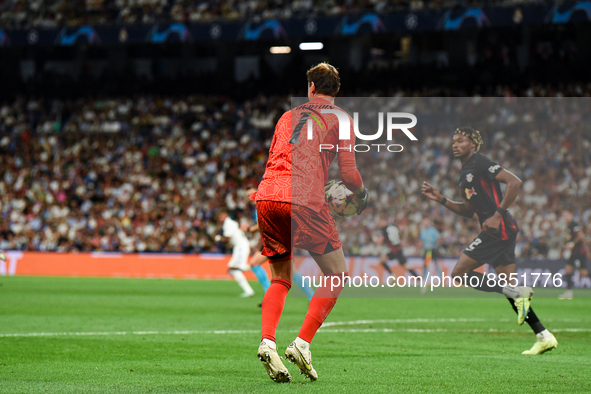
left=216, top=209, right=255, bottom=297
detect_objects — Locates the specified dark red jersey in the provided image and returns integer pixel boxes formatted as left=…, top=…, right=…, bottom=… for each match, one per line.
left=459, top=153, right=519, bottom=241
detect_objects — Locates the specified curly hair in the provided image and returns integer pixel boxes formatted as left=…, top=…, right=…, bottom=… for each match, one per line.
left=455, top=126, right=483, bottom=152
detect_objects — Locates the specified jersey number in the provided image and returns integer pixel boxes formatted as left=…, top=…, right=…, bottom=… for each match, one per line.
left=289, top=113, right=310, bottom=145
left=466, top=238, right=482, bottom=251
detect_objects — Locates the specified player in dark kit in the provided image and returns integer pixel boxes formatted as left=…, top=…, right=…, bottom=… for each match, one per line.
left=378, top=221, right=419, bottom=278
left=422, top=127, right=557, bottom=355
left=559, top=222, right=590, bottom=299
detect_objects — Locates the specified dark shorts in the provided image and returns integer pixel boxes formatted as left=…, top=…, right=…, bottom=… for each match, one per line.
left=566, top=255, right=590, bottom=271
left=425, top=248, right=440, bottom=261
left=256, top=200, right=341, bottom=260
left=463, top=231, right=516, bottom=267
left=385, top=250, right=407, bottom=265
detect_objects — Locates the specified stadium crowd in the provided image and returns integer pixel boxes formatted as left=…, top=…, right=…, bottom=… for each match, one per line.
left=0, top=84, right=590, bottom=260
left=0, top=0, right=543, bottom=29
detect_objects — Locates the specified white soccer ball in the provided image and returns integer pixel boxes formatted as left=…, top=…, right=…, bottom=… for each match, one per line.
left=327, top=181, right=359, bottom=218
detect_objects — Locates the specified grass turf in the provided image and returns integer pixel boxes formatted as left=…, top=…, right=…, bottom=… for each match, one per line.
left=0, top=276, right=590, bottom=393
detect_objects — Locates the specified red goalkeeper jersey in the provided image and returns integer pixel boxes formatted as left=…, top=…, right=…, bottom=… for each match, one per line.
left=255, top=97, right=363, bottom=213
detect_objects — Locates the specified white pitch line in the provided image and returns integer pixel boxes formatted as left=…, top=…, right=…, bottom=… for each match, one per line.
left=1, top=317, right=590, bottom=338
left=0, top=330, right=260, bottom=338
left=319, top=328, right=449, bottom=333
left=322, top=318, right=486, bottom=327
left=4, top=327, right=590, bottom=338
left=0, top=318, right=481, bottom=338
left=0, top=328, right=455, bottom=338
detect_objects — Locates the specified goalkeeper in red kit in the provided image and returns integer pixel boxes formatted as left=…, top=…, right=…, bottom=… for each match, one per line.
left=252, top=63, right=368, bottom=382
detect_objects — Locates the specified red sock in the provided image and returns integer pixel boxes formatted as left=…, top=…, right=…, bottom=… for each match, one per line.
left=261, top=279, right=291, bottom=342
left=298, top=272, right=348, bottom=343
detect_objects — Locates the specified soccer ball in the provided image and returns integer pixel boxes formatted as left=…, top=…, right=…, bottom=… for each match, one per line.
left=327, top=182, right=359, bottom=218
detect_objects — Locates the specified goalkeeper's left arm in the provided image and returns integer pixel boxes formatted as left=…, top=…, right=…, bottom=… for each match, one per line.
left=331, top=148, right=368, bottom=215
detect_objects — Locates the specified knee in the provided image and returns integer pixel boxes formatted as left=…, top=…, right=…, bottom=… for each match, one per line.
left=451, top=266, right=466, bottom=279
left=272, top=271, right=292, bottom=282
left=269, top=259, right=292, bottom=281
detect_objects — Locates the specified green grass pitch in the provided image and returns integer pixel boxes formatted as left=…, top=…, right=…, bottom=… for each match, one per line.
left=1, top=276, right=590, bottom=393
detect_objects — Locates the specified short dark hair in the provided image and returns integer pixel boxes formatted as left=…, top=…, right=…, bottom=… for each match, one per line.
left=455, top=126, right=483, bottom=152
left=307, top=62, right=340, bottom=97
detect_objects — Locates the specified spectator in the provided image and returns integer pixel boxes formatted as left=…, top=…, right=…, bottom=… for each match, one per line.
left=0, top=86, right=590, bottom=256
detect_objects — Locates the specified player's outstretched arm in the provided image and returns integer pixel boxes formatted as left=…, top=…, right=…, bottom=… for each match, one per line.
left=482, top=169, right=522, bottom=231
left=421, top=182, right=474, bottom=218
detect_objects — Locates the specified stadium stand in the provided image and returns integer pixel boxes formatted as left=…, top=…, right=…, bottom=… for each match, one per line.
left=0, top=0, right=547, bottom=29
left=1, top=85, right=590, bottom=257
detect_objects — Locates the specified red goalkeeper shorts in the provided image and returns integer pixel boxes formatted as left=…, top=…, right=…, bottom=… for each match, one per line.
left=256, top=200, right=341, bottom=260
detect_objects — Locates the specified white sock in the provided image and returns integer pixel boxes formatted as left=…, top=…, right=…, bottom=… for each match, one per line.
left=502, top=286, right=522, bottom=299
left=536, top=329, right=552, bottom=341
left=295, top=336, right=310, bottom=351
left=229, top=269, right=254, bottom=295
left=262, top=339, right=277, bottom=350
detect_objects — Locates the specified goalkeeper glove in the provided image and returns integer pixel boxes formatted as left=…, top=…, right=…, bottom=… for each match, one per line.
left=354, top=187, right=369, bottom=215
left=324, top=180, right=338, bottom=202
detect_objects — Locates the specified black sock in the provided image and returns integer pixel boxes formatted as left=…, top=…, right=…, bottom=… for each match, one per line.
left=506, top=297, right=545, bottom=334
left=565, top=274, right=573, bottom=289
left=456, top=271, right=503, bottom=293
left=381, top=262, right=392, bottom=274
left=408, top=269, right=419, bottom=277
